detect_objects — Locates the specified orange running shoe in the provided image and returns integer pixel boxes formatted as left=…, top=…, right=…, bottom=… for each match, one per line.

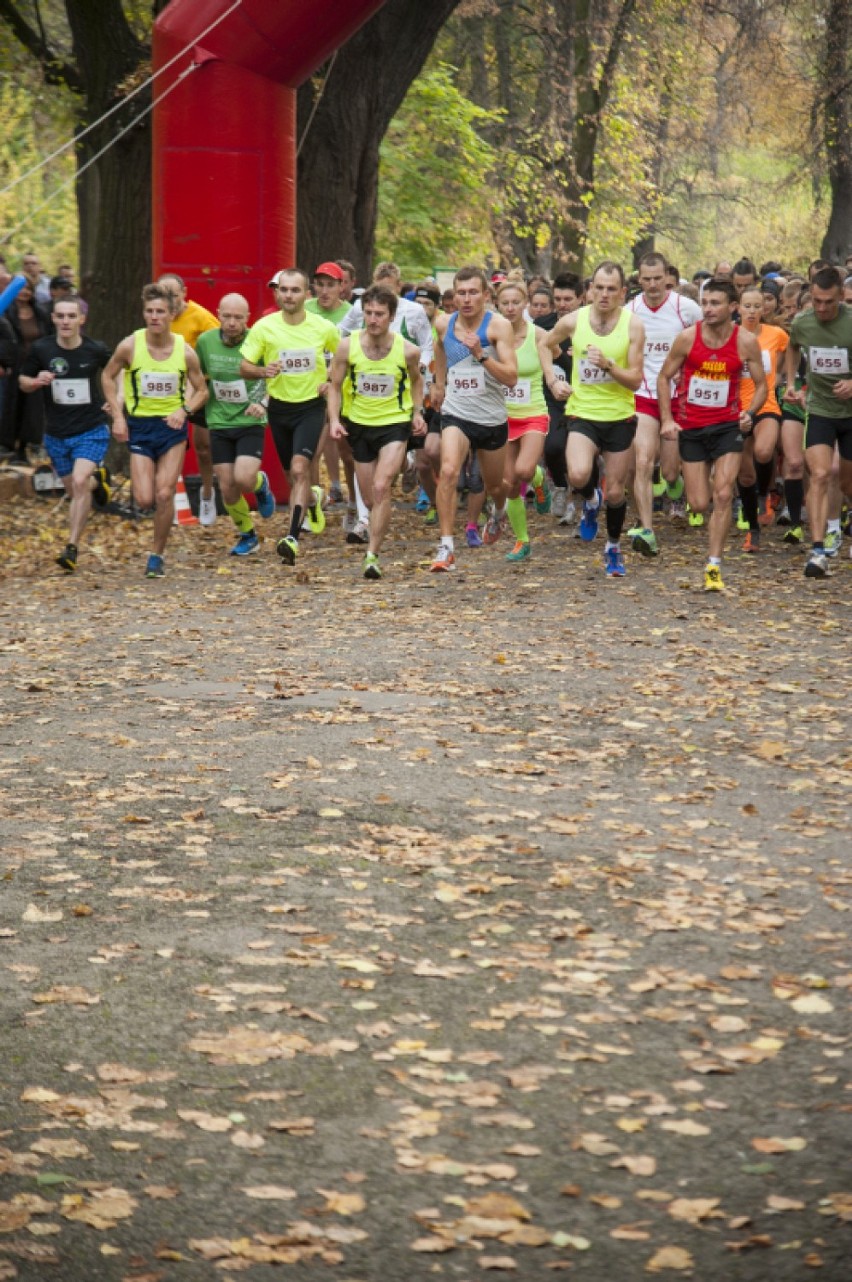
left=743, top=530, right=760, bottom=553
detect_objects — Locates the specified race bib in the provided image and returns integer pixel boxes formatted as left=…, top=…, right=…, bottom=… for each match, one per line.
left=645, top=340, right=671, bottom=356
left=809, top=346, right=849, bottom=375
left=687, top=375, right=729, bottom=407
left=212, top=378, right=248, bottom=403
left=504, top=378, right=531, bottom=405
left=279, top=349, right=317, bottom=374
left=552, top=366, right=568, bottom=382
left=52, top=378, right=90, bottom=405
left=578, top=358, right=612, bottom=385
left=449, top=367, right=485, bottom=395
left=141, top=372, right=179, bottom=398
left=761, top=349, right=773, bottom=374
left=356, top=372, right=395, bottom=398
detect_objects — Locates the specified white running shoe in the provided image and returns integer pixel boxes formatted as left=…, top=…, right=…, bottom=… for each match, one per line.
left=198, top=491, right=217, bottom=527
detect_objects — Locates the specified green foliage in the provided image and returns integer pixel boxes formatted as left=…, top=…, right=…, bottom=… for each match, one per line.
left=376, top=63, right=501, bottom=275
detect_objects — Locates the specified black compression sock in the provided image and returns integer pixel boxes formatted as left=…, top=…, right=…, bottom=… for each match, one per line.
left=289, top=505, right=303, bottom=539
left=785, top=478, right=804, bottom=525
left=739, top=482, right=759, bottom=531
left=755, top=458, right=774, bottom=497
left=605, top=500, right=627, bottom=542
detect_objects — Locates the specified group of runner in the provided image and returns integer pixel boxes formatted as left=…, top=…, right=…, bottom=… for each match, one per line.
left=17, top=251, right=852, bottom=589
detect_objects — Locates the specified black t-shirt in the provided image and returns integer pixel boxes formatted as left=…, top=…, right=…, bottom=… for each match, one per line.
left=22, top=335, right=110, bottom=438
left=537, top=311, right=573, bottom=411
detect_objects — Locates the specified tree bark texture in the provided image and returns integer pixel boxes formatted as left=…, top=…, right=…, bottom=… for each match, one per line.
left=820, top=0, right=852, bottom=261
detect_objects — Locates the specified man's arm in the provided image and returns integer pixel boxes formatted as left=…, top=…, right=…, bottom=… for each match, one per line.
left=326, top=339, right=351, bottom=437
left=338, top=301, right=363, bottom=337
left=537, top=315, right=575, bottom=402
left=101, top=336, right=135, bottom=442
left=584, top=313, right=644, bottom=390
left=240, top=323, right=282, bottom=380
left=404, top=341, right=426, bottom=436
left=481, top=314, right=518, bottom=387
left=431, top=315, right=448, bottom=413
left=784, top=332, right=805, bottom=406
left=657, top=328, right=693, bottom=437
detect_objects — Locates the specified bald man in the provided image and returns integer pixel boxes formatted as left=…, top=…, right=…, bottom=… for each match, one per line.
left=195, top=294, right=275, bottom=557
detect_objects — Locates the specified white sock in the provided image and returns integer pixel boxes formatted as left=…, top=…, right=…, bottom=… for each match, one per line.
left=354, top=476, right=370, bottom=524
left=441, top=535, right=454, bottom=552
left=827, top=518, right=840, bottom=534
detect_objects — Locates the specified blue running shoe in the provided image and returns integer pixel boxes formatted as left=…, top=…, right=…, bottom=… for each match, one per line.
left=604, top=546, right=626, bottom=577
left=578, top=487, right=602, bottom=542
left=415, top=487, right=430, bottom=514
left=465, top=524, right=483, bottom=548
left=255, top=471, right=275, bottom=520
left=145, top=554, right=165, bottom=578
left=230, top=530, right=260, bottom=556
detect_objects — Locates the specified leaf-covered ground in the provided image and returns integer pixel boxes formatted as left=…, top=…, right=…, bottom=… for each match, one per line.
left=0, top=492, right=849, bottom=1281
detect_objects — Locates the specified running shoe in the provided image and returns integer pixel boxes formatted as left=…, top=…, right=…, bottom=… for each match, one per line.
left=415, top=487, right=430, bottom=514
left=743, top=530, right=760, bottom=554
left=342, top=508, right=357, bottom=535
left=631, top=528, right=659, bottom=557
left=92, top=465, right=111, bottom=510
left=533, top=473, right=551, bottom=514
left=506, top=540, right=531, bottom=562
left=401, top=454, right=418, bottom=493
left=465, top=524, right=483, bottom=548
left=326, top=484, right=345, bottom=508
left=824, top=529, right=841, bottom=558
left=306, top=485, right=326, bottom=534
left=559, top=500, right=576, bottom=527
left=776, top=504, right=792, bottom=527
left=424, top=507, right=438, bottom=526
left=483, top=507, right=507, bottom=544
left=198, top=492, right=217, bottom=527
left=604, top=546, right=626, bottom=577
left=230, top=530, right=260, bottom=556
left=687, top=507, right=704, bottom=528
left=56, top=543, right=77, bottom=573
left=627, top=523, right=643, bottom=539
left=362, top=551, right=382, bottom=580
left=670, top=499, right=687, bottom=520
left=551, top=487, right=568, bottom=519
left=346, top=518, right=369, bottom=545
left=758, top=493, right=781, bottom=527
left=735, top=504, right=749, bottom=532
left=782, top=525, right=803, bottom=545
left=652, top=477, right=667, bottom=499
left=704, top=563, right=724, bottom=592
left=145, top=554, right=165, bottom=578
left=804, top=550, right=828, bottom=579
left=430, top=544, right=455, bottom=572
left=578, top=488, right=602, bottom=542
left=255, top=471, right=275, bottom=519
left=276, top=534, right=299, bottom=565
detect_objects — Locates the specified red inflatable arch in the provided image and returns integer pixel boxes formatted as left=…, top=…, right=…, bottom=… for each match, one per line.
left=152, top=0, right=385, bottom=493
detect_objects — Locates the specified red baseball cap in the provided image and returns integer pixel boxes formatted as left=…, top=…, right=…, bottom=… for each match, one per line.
left=314, top=261, right=345, bottom=281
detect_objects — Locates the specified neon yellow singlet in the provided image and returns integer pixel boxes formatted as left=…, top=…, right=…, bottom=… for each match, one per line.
left=124, top=330, right=186, bottom=416
left=504, top=323, right=548, bottom=418
left=569, top=306, right=634, bottom=421
left=346, top=331, right=412, bottom=427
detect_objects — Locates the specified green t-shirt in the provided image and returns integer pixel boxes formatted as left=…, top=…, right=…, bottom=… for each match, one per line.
left=196, top=328, right=267, bottom=429
left=790, top=303, right=852, bottom=419
left=305, top=297, right=350, bottom=325
left=241, top=311, right=340, bottom=403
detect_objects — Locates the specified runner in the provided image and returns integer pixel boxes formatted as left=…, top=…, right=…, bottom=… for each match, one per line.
left=239, top=268, right=339, bottom=567
left=736, top=286, right=788, bottom=552
left=430, top=266, right=518, bottom=571
left=495, top=280, right=551, bottom=561
left=538, top=260, right=645, bottom=577
left=18, top=295, right=112, bottom=572
left=195, top=294, right=275, bottom=557
left=784, top=265, right=852, bottom=577
left=657, top=277, right=767, bottom=591
left=541, top=273, right=582, bottom=523
left=158, top=273, right=219, bottom=526
left=327, top=284, right=425, bottom=579
left=102, top=282, right=208, bottom=578
left=306, top=262, right=351, bottom=508
left=626, top=252, right=701, bottom=555
left=731, top=259, right=758, bottom=296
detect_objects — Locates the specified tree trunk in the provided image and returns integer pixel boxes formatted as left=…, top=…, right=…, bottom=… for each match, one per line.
left=296, top=0, right=462, bottom=282
left=820, top=0, right=852, bottom=261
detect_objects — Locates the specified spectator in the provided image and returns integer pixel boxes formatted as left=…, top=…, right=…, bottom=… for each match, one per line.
left=0, top=284, right=51, bottom=460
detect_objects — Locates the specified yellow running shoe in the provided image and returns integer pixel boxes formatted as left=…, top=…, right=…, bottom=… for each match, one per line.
left=704, top=562, right=724, bottom=592
left=306, top=485, right=326, bottom=534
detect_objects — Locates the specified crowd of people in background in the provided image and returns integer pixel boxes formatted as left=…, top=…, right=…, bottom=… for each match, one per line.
left=2, top=245, right=851, bottom=589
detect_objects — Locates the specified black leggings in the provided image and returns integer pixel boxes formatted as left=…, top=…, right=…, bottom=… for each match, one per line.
left=544, top=410, right=568, bottom=488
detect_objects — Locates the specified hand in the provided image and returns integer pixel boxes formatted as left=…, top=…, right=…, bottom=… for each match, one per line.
left=165, top=408, right=189, bottom=431
left=660, top=418, right=680, bottom=440
left=317, top=381, right=330, bottom=398
left=411, top=412, right=427, bottom=438
left=329, top=420, right=348, bottom=441
left=833, top=378, right=852, bottom=400
left=585, top=345, right=609, bottom=369
left=458, top=331, right=483, bottom=360
left=431, top=385, right=445, bottom=412
left=739, top=411, right=754, bottom=433
left=245, top=402, right=266, bottom=420
left=112, top=415, right=128, bottom=443
left=264, top=361, right=282, bottom=378
left=547, top=375, right=571, bottom=402
left=36, top=371, right=55, bottom=388
left=784, top=386, right=806, bottom=407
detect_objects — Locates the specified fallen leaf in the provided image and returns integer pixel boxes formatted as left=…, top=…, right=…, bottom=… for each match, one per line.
left=411, top=1236, right=455, bottom=1252
left=480, top=1257, right=517, bottom=1270
left=242, top=1186, right=296, bottom=1201
left=766, top=1195, right=805, bottom=1212
left=668, top=1197, right=720, bottom=1223
left=21, top=905, right=63, bottom=924
left=752, top=1137, right=807, bottom=1154
left=789, top=994, right=833, bottom=1015
left=317, top=1190, right=365, bottom=1216
left=646, top=1245, right=694, bottom=1272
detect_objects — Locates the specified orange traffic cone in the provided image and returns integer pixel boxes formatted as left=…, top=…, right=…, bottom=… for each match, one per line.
left=173, top=475, right=198, bottom=526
